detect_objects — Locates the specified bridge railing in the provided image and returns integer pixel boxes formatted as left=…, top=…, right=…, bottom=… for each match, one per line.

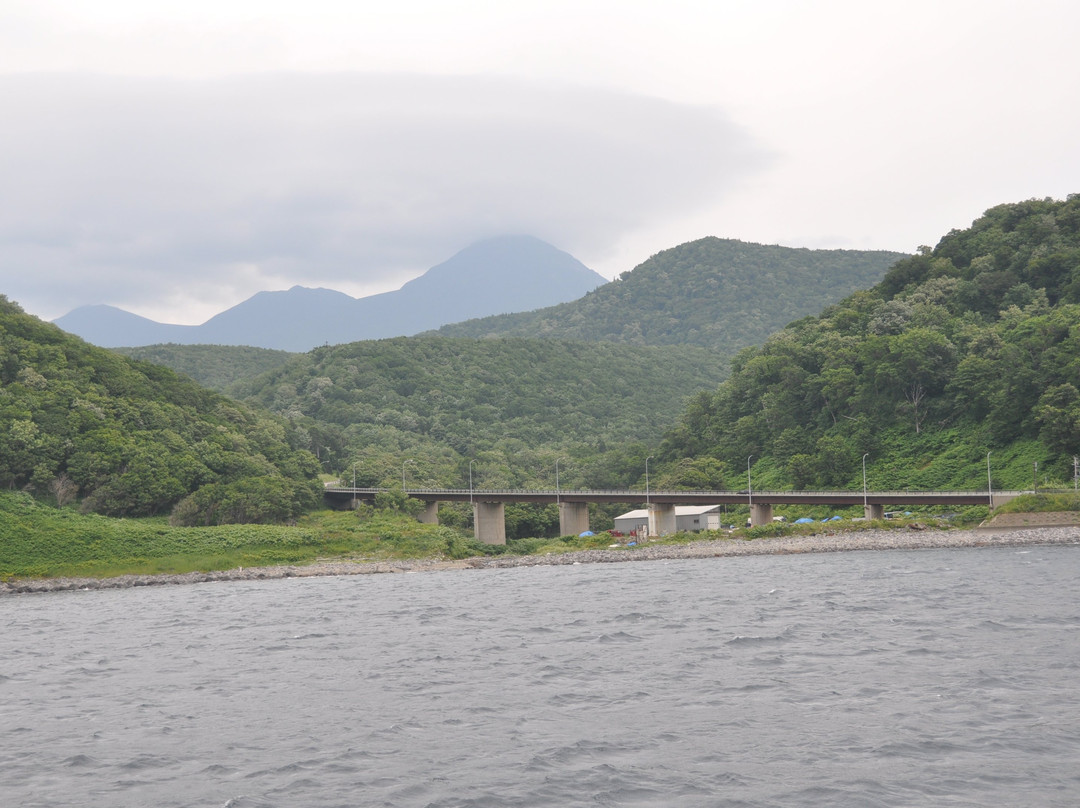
left=325, top=486, right=1008, bottom=499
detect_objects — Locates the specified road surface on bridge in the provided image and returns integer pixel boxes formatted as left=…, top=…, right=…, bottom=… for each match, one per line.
left=325, top=487, right=1016, bottom=507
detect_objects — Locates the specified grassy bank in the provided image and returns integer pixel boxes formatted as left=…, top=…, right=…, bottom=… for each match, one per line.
left=1, top=491, right=994, bottom=582
left=993, top=492, right=1080, bottom=513
left=0, top=493, right=474, bottom=580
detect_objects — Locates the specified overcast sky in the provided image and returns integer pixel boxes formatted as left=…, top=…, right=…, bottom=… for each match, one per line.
left=3, top=0, right=1079, bottom=324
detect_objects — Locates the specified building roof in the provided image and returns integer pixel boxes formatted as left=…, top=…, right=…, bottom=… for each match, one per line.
left=614, top=504, right=724, bottom=520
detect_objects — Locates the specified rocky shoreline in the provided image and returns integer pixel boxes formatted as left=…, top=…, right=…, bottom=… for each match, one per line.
left=4, top=524, right=1080, bottom=595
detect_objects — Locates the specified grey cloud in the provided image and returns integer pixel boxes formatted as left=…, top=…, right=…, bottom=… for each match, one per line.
left=0, top=73, right=769, bottom=320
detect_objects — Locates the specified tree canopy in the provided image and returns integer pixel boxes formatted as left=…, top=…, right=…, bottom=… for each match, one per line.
left=659, top=196, right=1080, bottom=492
left=227, top=336, right=728, bottom=492
left=0, top=297, right=320, bottom=522
left=434, top=238, right=907, bottom=355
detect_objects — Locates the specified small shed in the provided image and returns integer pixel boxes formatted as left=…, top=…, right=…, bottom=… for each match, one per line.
left=613, top=504, right=727, bottom=535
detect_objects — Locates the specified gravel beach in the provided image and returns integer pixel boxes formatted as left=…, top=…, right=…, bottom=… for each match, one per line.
left=4, top=523, right=1079, bottom=595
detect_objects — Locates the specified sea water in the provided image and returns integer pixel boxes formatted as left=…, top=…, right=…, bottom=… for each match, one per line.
left=2, top=545, right=1079, bottom=807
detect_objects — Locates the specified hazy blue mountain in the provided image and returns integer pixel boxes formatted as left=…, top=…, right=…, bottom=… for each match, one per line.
left=51, top=304, right=195, bottom=347
left=54, top=236, right=607, bottom=350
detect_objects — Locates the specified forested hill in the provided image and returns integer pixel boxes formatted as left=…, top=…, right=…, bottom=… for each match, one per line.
left=659, top=196, right=1080, bottom=492
left=115, top=344, right=295, bottom=392
left=432, top=239, right=907, bottom=352
left=228, top=337, right=729, bottom=491
left=0, top=296, right=320, bottom=523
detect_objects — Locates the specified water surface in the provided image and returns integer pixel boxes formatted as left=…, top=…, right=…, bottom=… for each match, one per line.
left=3, top=546, right=1079, bottom=806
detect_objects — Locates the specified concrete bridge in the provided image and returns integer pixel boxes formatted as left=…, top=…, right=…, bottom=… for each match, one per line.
left=324, top=487, right=1019, bottom=545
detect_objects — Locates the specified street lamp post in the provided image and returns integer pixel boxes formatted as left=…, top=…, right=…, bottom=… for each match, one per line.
left=469, top=459, right=475, bottom=507
left=556, top=458, right=567, bottom=506
left=747, top=456, right=754, bottom=507
left=645, top=456, right=654, bottom=508
left=402, top=459, right=414, bottom=491
left=862, top=453, right=869, bottom=512
left=987, top=451, right=993, bottom=510
left=352, top=462, right=357, bottom=510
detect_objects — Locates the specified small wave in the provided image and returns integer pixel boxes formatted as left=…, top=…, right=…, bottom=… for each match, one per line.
left=120, top=754, right=177, bottom=771
left=979, top=619, right=1018, bottom=631
left=595, top=631, right=642, bottom=643
left=726, top=634, right=786, bottom=646
left=62, top=754, right=102, bottom=768
left=610, top=611, right=651, bottom=623
left=201, top=764, right=238, bottom=776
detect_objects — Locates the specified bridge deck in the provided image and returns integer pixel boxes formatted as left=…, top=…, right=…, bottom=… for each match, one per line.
left=325, top=487, right=1010, bottom=507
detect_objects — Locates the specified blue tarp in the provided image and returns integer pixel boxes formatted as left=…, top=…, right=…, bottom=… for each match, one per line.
left=579, top=531, right=595, bottom=537
left=794, top=517, right=815, bottom=524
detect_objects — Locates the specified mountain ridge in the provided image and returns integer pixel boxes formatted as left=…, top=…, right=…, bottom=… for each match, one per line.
left=53, top=235, right=607, bottom=351
left=432, top=238, right=909, bottom=352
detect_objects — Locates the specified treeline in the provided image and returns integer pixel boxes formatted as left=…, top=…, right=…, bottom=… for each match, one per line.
left=116, top=343, right=295, bottom=392
left=435, top=238, right=906, bottom=353
left=659, top=196, right=1080, bottom=491
left=228, top=336, right=728, bottom=493
left=0, top=297, right=321, bottom=523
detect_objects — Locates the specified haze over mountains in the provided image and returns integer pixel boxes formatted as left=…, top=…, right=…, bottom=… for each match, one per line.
left=54, top=236, right=607, bottom=351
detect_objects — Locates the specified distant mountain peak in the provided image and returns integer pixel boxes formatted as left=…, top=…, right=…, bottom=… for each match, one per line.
left=52, top=236, right=606, bottom=351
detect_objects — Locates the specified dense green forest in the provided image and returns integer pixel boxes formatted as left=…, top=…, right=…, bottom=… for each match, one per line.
left=228, top=336, right=728, bottom=492
left=116, top=344, right=294, bottom=391
left=434, top=238, right=906, bottom=353
left=0, top=297, right=321, bottom=523
left=659, top=197, right=1080, bottom=492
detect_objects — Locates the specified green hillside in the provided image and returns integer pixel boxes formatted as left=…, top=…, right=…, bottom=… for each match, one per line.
left=658, top=196, right=1080, bottom=493
left=229, top=336, right=728, bottom=492
left=433, top=238, right=907, bottom=353
left=115, top=343, right=295, bottom=391
left=0, top=297, right=320, bottom=523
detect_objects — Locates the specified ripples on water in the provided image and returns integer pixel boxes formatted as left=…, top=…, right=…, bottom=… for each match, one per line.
left=2, top=546, right=1080, bottom=807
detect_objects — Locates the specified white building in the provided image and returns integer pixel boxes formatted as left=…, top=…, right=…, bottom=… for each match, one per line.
left=613, top=504, right=730, bottom=535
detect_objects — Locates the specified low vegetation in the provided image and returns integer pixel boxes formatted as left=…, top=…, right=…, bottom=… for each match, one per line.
left=993, top=492, right=1080, bottom=513
left=0, top=492, right=479, bottom=580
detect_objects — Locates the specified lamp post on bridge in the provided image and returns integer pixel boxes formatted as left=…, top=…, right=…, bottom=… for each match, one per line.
left=402, top=459, right=415, bottom=492
left=862, top=453, right=869, bottom=513
left=556, top=457, right=567, bottom=507
left=747, top=456, right=754, bottom=507
left=352, top=462, right=357, bottom=510
left=645, top=456, right=654, bottom=509
left=987, top=452, right=993, bottom=510
left=469, top=459, right=475, bottom=508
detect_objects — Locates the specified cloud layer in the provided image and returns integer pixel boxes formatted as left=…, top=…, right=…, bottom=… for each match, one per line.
left=0, top=73, right=768, bottom=322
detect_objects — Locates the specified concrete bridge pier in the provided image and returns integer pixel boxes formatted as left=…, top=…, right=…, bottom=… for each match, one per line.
left=750, top=503, right=773, bottom=526
left=474, top=501, right=507, bottom=545
left=648, top=503, right=677, bottom=537
left=418, top=501, right=439, bottom=524
left=864, top=503, right=884, bottom=520
left=559, top=502, right=590, bottom=536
